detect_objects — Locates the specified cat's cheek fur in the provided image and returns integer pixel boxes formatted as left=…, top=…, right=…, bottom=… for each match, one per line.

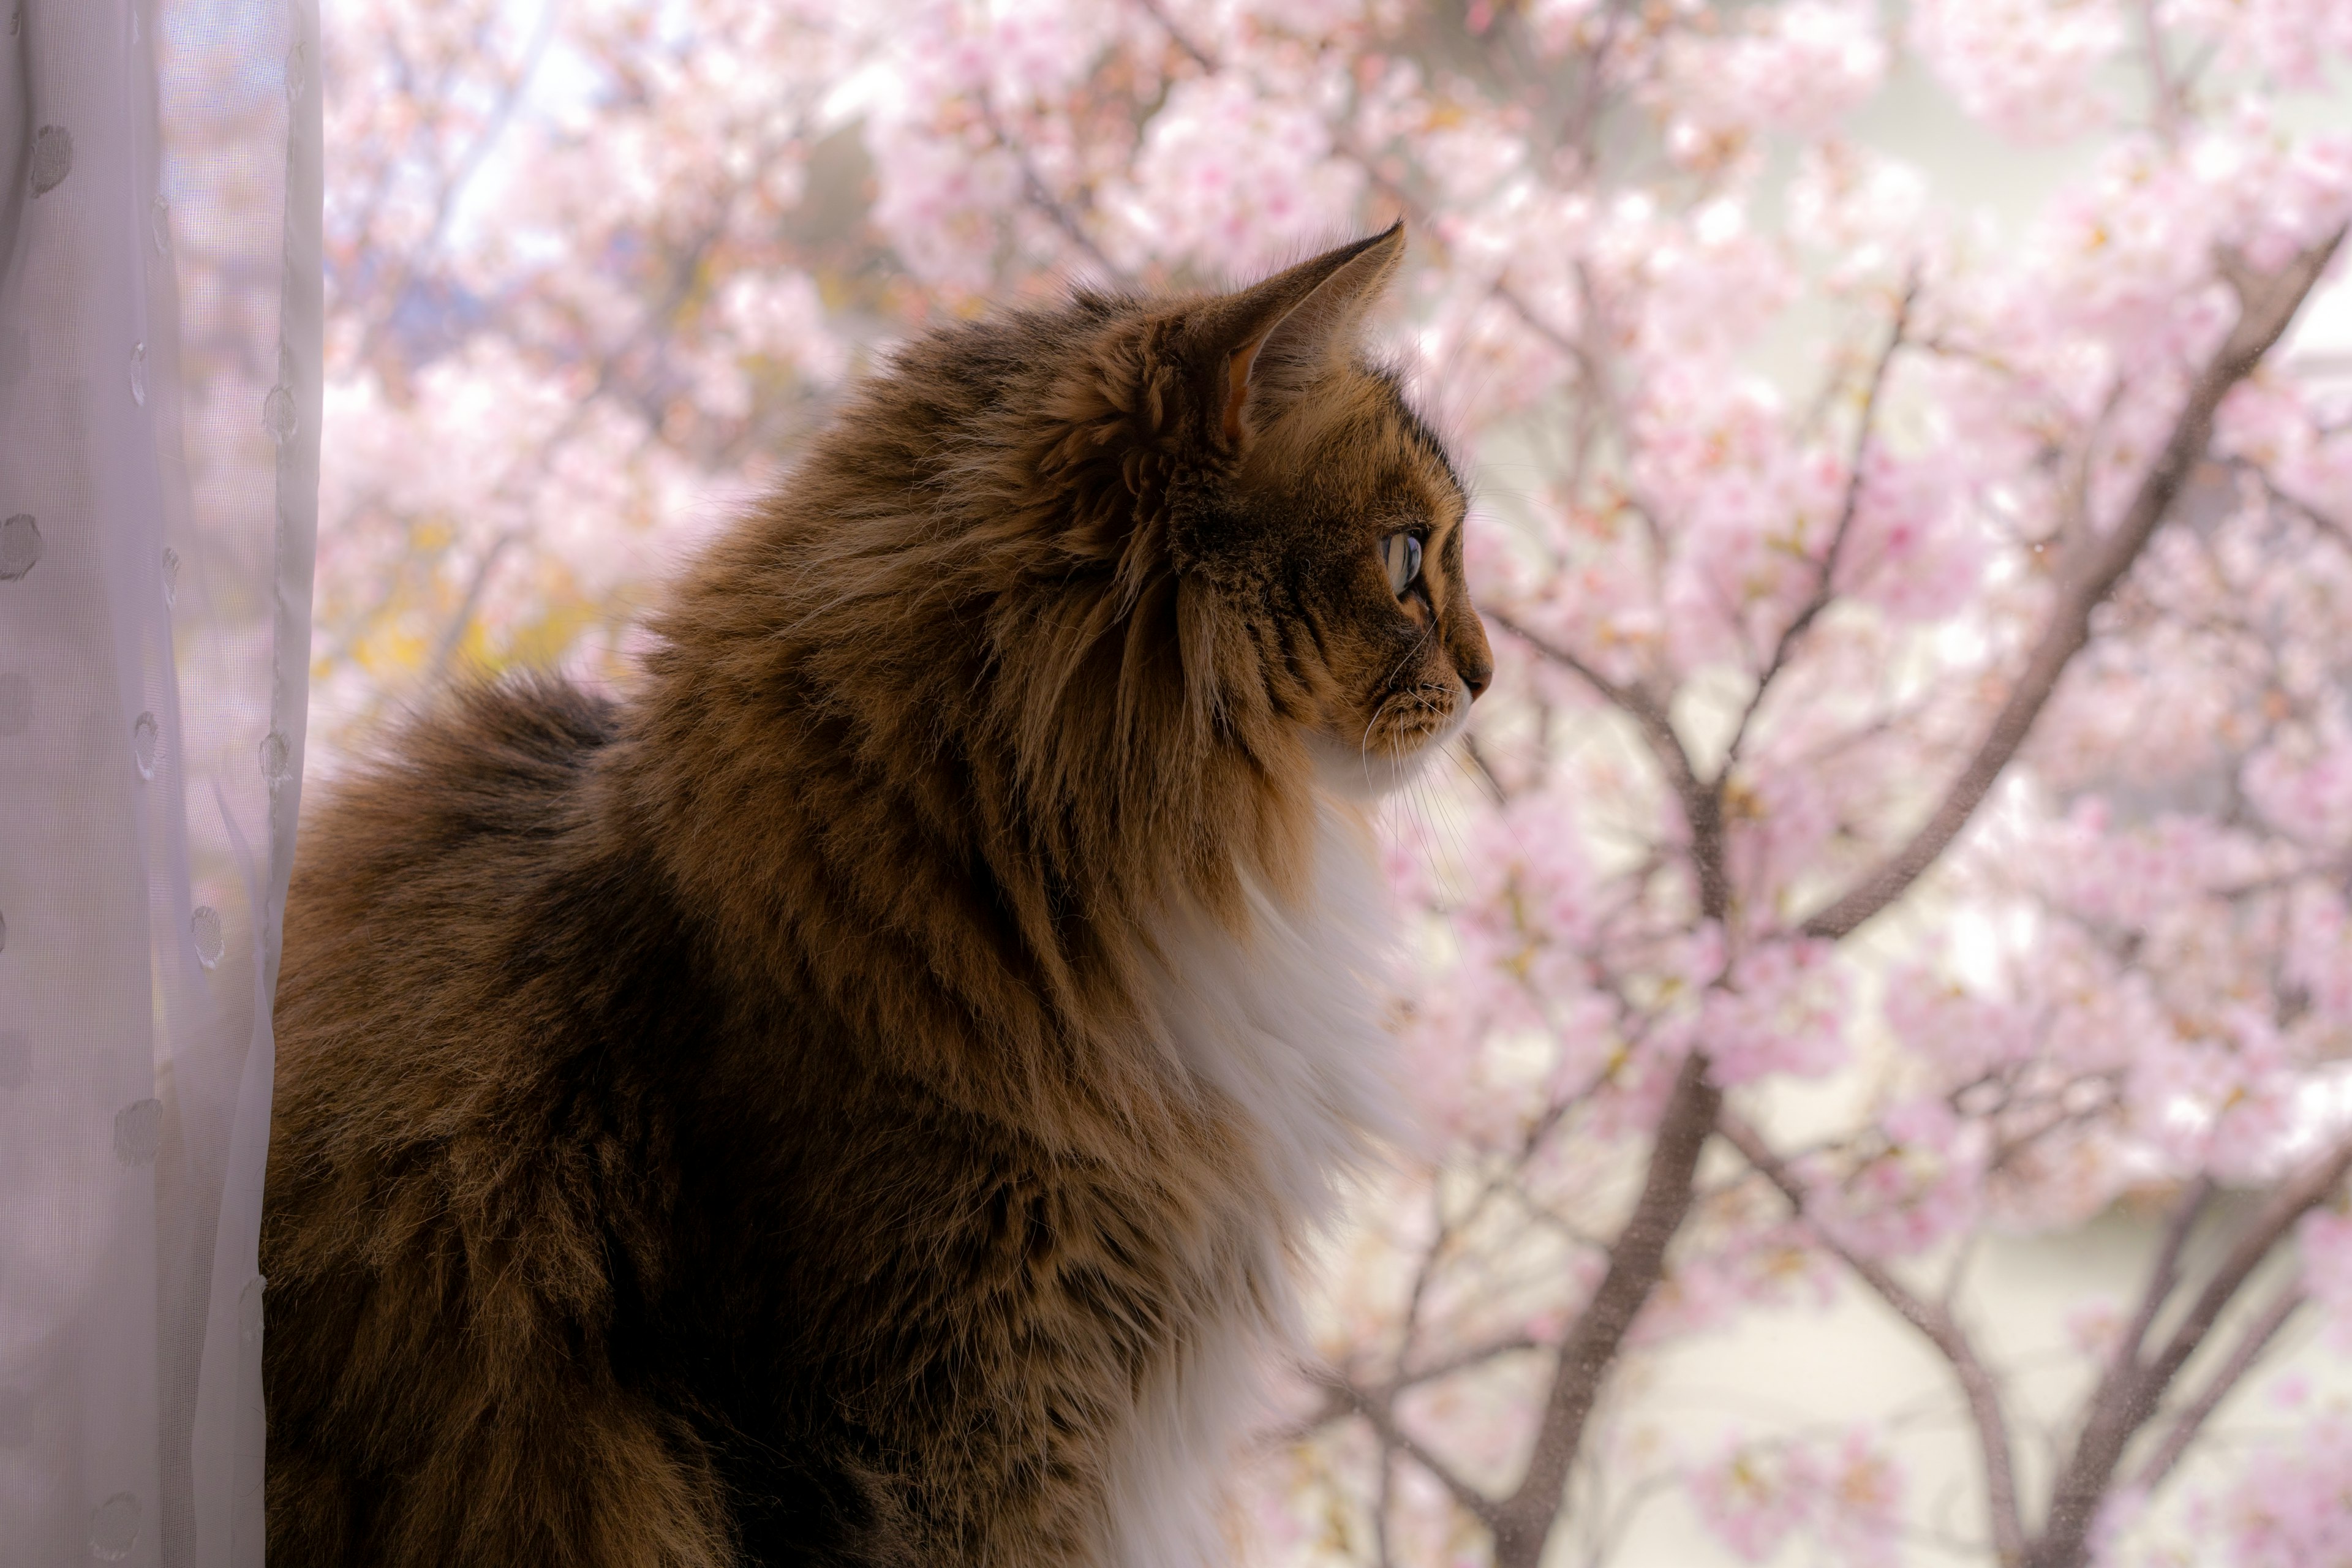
left=1109, top=796, right=1406, bottom=1567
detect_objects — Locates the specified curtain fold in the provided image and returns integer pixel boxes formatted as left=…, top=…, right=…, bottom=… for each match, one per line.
left=0, top=1, right=318, bottom=1563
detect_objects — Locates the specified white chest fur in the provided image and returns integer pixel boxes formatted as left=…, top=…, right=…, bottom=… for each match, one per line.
left=1104, top=797, right=1402, bottom=1568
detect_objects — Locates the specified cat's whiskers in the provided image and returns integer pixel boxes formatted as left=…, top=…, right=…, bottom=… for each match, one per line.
left=1422, top=747, right=1480, bottom=901
left=1358, top=692, right=1404, bottom=793
left=1415, top=776, right=1469, bottom=906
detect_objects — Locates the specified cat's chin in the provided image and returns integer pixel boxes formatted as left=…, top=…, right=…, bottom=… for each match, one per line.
left=1310, top=703, right=1470, bottom=801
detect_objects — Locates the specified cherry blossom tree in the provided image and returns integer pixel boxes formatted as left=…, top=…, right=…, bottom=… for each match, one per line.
left=318, top=2, right=2352, bottom=1563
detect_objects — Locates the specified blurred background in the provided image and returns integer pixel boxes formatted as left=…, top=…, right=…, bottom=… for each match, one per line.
left=314, top=2, right=2352, bottom=1564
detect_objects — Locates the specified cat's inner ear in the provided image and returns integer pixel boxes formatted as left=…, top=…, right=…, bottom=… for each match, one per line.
left=1202, top=223, right=1406, bottom=449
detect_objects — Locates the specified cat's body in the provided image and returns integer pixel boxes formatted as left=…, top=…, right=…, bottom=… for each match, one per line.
left=262, top=228, right=1492, bottom=1566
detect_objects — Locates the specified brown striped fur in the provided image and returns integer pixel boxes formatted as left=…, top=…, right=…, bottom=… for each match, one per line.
left=261, top=227, right=1492, bottom=1567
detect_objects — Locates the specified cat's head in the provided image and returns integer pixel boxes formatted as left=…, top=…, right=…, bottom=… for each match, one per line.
left=1034, top=224, right=1494, bottom=800
left=643, top=227, right=1490, bottom=910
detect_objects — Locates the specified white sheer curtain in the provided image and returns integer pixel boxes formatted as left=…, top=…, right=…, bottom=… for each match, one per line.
left=0, top=0, right=318, bottom=1562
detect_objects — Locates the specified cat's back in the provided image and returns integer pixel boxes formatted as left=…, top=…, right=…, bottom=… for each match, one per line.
left=263, top=676, right=747, bottom=1567
left=277, top=672, right=627, bottom=1042
left=284, top=674, right=616, bottom=958
left=271, top=671, right=655, bottom=1182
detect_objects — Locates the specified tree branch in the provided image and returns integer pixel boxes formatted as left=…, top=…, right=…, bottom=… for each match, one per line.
left=979, top=94, right=1125, bottom=284
left=1491, top=612, right=1727, bottom=922
left=2130, top=1285, right=2303, bottom=1497
left=426, top=527, right=524, bottom=682
left=2027, top=1132, right=2352, bottom=1568
left=2135, top=0, right=2185, bottom=146
left=1719, top=283, right=1914, bottom=782
left=2120, top=1177, right=2213, bottom=1363
left=2146, top=1149, right=2351, bottom=1415
left=354, top=0, right=562, bottom=368
left=1283, top=1336, right=1546, bottom=1446
left=1488, top=1054, right=1722, bottom=1568
left=1131, top=0, right=1214, bottom=71
left=1551, top=0, right=1627, bottom=168
left=1316, top=1373, right=1507, bottom=1531
left=424, top=206, right=735, bottom=681
left=1477, top=589, right=1750, bottom=1568
left=1719, top=1111, right=2029, bottom=1566
left=1801, top=228, right=2346, bottom=941
left=2246, top=462, right=2352, bottom=556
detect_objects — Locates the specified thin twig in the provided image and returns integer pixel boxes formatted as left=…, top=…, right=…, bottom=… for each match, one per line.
left=1719, top=1111, right=2029, bottom=1566
left=425, top=527, right=522, bottom=680
left=2246, top=463, right=2352, bottom=555
left=1801, top=228, right=2347, bottom=942
left=1131, top=0, right=1214, bottom=70
left=424, top=211, right=733, bottom=680
left=2120, top=1177, right=2213, bottom=1362
left=1286, top=1336, right=1548, bottom=1443
left=1554, top=0, right=1628, bottom=167
left=2029, top=1132, right=2352, bottom=1568
left=1719, top=282, right=1915, bottom=782
left=355, top=0, right=562, bottom=368
left=2130, top=1285, right=2303, bottom=1496
left=1489, top=612, right=1727, bottom=921
left=1317, top=1374, right=1507, bottom=1530
left=979, top=94, right=1125, bottom=283
left=2135, top=0, right=2185, bottom=146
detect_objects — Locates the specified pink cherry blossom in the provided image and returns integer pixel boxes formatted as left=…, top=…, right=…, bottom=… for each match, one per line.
left=2207, top=1414, right=2352, bottom=1567
left=1690, top=1436, right=1820, bottom=1561
left=1691, top=1429, right=1904, bottom=1566
left=1701, top=940, right=1851, bottom=1087
left=1910, top=0, right=2125, bottom=141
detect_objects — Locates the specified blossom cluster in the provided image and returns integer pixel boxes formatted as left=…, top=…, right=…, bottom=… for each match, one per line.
left=1688, top=1428, right=1904, bottom=1566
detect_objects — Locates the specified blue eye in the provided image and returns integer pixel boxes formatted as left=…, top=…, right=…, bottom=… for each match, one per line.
left=1381, top=533, right=1422, bottom=596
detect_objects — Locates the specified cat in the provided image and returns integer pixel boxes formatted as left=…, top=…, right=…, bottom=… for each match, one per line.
left=260, top=223, right=1493, bottom=1567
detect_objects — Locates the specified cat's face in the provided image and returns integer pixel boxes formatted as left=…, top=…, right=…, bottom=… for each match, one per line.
left=1229, top=375, right=1492, bottom=796
left=1170, top=227, right=1494, bottom=797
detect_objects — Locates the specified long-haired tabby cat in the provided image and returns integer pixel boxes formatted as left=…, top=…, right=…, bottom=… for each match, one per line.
left=262, top=224, right=1493, bottom=1567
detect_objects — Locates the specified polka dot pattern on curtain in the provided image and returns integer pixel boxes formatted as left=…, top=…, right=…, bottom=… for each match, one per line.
left=0, top=2, right=320, bottom=1564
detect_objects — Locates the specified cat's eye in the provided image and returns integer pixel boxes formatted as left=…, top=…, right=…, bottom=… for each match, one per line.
left=1381, top=533, right=1423, bottom=597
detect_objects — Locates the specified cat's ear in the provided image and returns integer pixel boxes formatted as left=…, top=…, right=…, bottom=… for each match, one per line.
left=1193, top=222, right=1406, bottom=450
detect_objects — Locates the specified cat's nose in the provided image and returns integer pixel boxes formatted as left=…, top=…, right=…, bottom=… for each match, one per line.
left=1450, top=611, right=1494, bottom=701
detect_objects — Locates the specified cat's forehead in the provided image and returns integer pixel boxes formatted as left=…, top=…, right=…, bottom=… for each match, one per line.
left=1302, top=369, right=1466, bottom=529
left=1384, top=388, right=1467, bottom=527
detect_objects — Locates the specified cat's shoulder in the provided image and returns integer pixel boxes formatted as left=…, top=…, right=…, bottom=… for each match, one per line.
left=363, top=671, right=616, bottom=795
left=304, top=673, right=616, bottom=851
